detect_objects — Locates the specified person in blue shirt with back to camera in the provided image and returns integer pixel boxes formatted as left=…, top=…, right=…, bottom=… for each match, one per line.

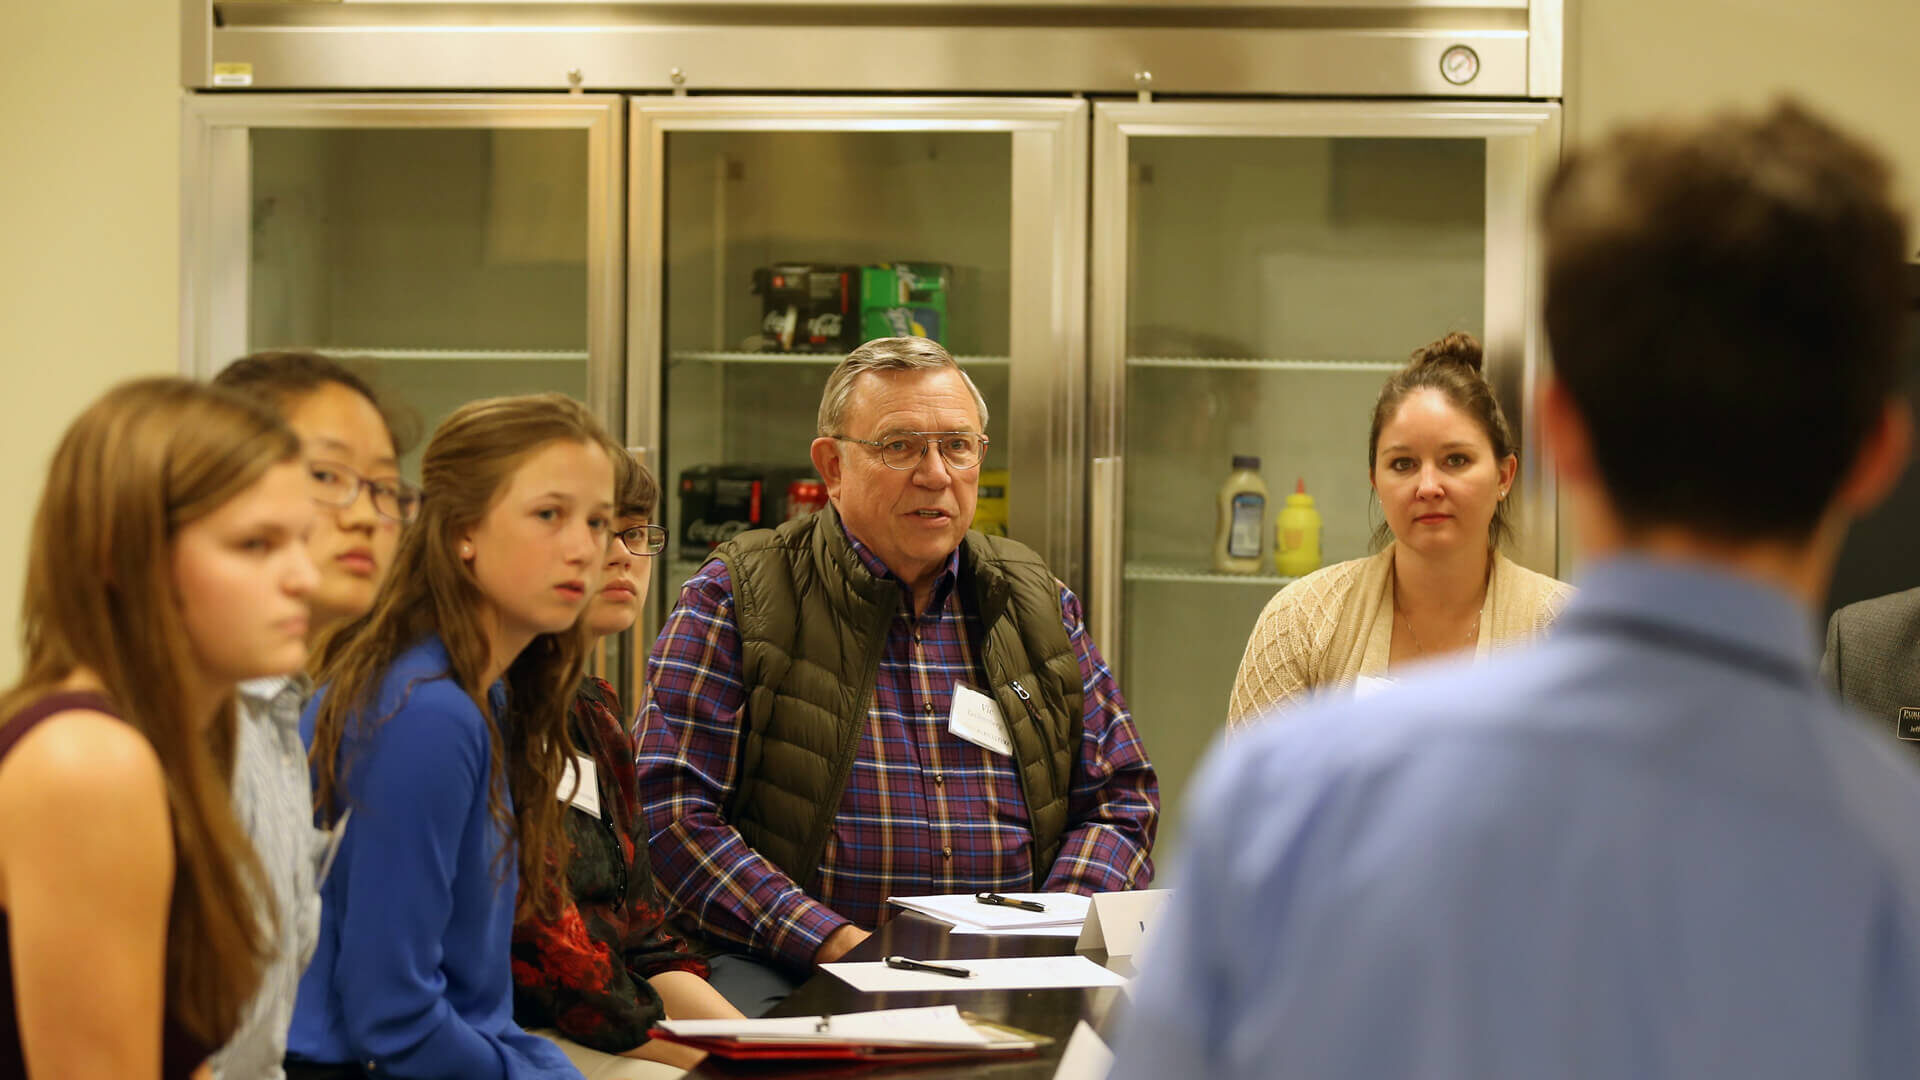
left=1112, top=100, right=1920, bottom=1080
left=288, top=393, right=621, bottom=1080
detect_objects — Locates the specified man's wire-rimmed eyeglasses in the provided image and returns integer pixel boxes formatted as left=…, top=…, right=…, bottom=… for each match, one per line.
left=831, top=430, right=989, bottom=471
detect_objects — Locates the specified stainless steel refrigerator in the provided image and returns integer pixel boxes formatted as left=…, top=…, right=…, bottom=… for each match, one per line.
left=178, top=0, right=1566, bottom=856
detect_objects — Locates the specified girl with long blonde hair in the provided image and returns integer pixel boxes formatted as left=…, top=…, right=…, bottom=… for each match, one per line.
left=287, top=393, right=619, bottom=1080
left=0, top=378, right=318, bottom=1079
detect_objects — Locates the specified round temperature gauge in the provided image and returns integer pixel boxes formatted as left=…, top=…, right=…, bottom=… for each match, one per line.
left=1440, top=44, right=1480, bottom=86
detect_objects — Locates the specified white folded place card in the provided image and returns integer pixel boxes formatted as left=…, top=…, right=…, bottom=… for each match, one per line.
left=1074, top=889, right=1172, bottom=957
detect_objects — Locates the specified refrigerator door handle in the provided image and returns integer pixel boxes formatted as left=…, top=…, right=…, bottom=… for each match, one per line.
left=1090, top=456, right=1123, bottom=675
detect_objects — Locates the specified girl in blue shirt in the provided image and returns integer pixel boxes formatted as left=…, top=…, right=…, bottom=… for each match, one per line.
left=289, top=393, right=619, bottom=1080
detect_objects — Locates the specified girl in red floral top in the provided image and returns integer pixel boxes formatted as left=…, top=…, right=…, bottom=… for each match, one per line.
left=511, top=453, right=742, bottom=1076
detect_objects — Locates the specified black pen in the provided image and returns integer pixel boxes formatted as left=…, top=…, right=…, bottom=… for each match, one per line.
left=885, top=955, right=975, bottom=979
left=976, top=892, right=1047, bottom=912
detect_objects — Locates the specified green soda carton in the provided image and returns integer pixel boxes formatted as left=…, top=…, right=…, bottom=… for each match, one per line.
left=859, top=263, right=950, bottom=344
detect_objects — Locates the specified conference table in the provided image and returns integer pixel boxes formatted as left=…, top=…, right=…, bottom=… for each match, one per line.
left=685, top=911, right=1132, bottom=1079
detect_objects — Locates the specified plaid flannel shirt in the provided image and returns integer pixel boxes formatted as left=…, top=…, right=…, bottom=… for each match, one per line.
left=637, top=529, right=1158, bottom=970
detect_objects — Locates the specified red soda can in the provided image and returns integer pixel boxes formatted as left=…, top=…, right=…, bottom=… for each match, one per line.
left=785, top=479, right=828, bottom=521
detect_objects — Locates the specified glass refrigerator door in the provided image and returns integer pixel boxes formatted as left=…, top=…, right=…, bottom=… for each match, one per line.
left=182, top=96, right=627, bottom=464
left=1089, top=102, right=1562, bottom=857
left=630, top=98, right=1088, bottom=638
left=181, top=94, right=628, bottom=687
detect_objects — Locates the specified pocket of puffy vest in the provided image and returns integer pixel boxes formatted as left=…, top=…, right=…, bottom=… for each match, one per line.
left=1007, top=679, right=1055, bottom=758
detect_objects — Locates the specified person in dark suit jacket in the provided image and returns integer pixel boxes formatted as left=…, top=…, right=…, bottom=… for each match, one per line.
left=1822, top=587, right=1920, bottom=751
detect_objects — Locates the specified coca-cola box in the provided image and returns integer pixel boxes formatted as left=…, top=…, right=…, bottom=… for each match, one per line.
left=677, top=464, right=820, bottom=551
left=751, top=263, right=860, bottom=352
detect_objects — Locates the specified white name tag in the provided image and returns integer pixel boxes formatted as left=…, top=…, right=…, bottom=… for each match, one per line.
left=559, top=753, right=602, bottom=819
left=1354, top=675, right=1397, bottom=700
left=948, top=683, right=1013, bottom=756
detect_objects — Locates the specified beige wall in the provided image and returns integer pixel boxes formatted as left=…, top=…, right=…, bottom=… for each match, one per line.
left=1571, top=0, right=1920, bottom=227
left=0, top=1, right=181, bottom=685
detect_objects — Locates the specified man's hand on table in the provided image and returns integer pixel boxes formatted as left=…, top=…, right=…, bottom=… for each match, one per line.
left=813, top=924, right=872, bottom=966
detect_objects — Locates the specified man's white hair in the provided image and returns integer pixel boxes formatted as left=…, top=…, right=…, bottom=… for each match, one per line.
left=816, top=337, right=989, bottom=436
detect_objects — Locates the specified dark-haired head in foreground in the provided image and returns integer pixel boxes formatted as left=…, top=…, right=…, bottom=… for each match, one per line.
left=1542, top=100, right=1911, bottom=556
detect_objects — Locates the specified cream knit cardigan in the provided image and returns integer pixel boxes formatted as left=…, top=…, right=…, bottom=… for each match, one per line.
left=1226, top=544, right=1574, bottom=729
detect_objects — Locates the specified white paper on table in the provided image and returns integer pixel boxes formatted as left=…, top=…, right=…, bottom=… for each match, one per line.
left=889, top=891, right=1091, bottom=931
left=823, top=954, right=1128, bottom=993
left=1051, top=1021, right=1115, bottom=1080
left=948, top=923, right=1084, bottom=938
left=657, top=1005, right=990, bottom=1047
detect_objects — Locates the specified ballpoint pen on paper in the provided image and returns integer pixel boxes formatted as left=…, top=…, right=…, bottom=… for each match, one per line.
left=885, top=956, right=975, bottom=979
left=975, top=892, right=1047, bottom=912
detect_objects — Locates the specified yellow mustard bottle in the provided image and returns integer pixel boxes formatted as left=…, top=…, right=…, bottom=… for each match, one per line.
left=1275, top=477, right=1322, bottom=577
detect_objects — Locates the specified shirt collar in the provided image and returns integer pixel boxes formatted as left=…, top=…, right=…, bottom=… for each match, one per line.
left=237, top=673, right=311, bottom=729
left=1561, top=554, right=1820, bottom=679
left=238, top=672, right=310, bottom=704
left=840, top=517, right=963, bottom=611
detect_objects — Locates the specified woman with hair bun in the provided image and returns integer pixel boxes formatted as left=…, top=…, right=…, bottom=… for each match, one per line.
left=1227, top=332, right=1573, bottom=726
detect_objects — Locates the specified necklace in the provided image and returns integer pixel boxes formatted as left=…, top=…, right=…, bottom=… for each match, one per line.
left=1397, top=603, right=1482, bottom=657
left=1392, top=559, right=1489, bottom=658
left=1397, top=553, right=1497, bottom=657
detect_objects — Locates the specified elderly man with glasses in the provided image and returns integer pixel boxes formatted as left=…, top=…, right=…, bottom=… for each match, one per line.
left=637, top=336, right=1159, bottom=1014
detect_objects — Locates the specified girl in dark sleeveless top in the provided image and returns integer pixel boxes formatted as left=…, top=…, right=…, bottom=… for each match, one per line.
left=0, top=380, right=318, bottom=1079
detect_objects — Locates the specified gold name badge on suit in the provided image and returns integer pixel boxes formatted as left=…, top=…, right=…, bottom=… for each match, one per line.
left=1897, top=707, right=1920, bottom=742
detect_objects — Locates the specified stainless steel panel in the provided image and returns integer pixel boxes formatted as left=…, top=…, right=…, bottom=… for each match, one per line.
left=1008, top=120, right=1089, bottom=590
left=1484, top=109, right=1563, bottom=575
left=1089, top=455, right=1123, bottom=677
left=202, top=26, right=1531, bottom=97
left=1529, top=0, right=1564, bottom=98
left=178, top=107, right=252, bottom=379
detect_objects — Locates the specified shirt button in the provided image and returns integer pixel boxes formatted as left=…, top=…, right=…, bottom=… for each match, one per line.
left=934, top=773, right=945, bottom=786
left=942, top=845, right=953, bottom=859
left=924, top=701, right=935, bottom=713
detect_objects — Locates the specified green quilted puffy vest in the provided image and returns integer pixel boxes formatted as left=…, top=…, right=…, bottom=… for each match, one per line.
left=714, top=505, right=1083, bottom=896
